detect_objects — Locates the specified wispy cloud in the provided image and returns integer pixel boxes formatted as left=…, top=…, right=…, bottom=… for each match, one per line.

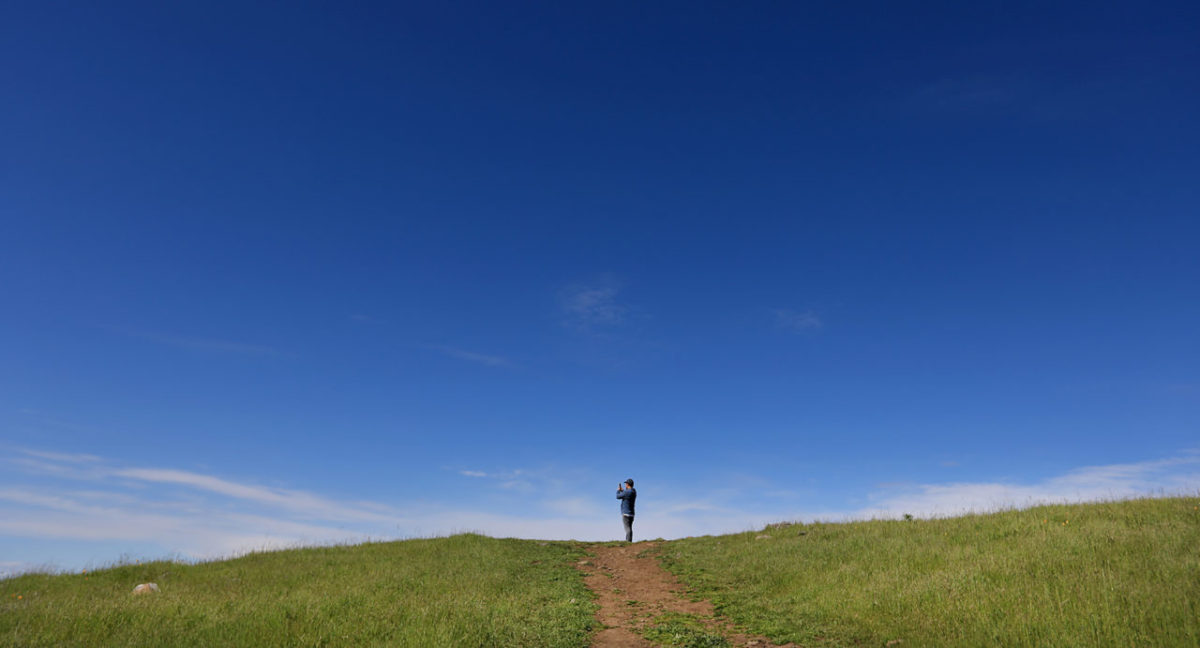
left=445, top=465, right=780, bottom=540
left=110, top=468, right=395, bottom=524
left=905, top=75, right=1030, bottom=112
left=455, top=467, right=534, bottom=492
left=773, top=308, right=822, bottom=333
left=1166, top=383, right=1200, bottom=396
left=444, top=453, right=1200, bottom=540
left=899, top=72, right=1117, bottom=122
left=431, top=346, right=512, bottom=368
left=134, top=331, right=285, bottom=357
left=18, top=449, right=101, bottom=464
left=0, top=488, right=370, bottom=558
left=0, top=449, right=404, bottom=565
left=5, top=448, right=1198, bottom=574
left=561, top=278, right=628, bottom=332
left=0, top=560, right=43, bottom=579
left=853, top=454, right=1200, bottom=519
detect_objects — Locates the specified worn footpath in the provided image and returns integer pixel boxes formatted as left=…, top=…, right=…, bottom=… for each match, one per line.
left=576, top=542, right=794, bottom=648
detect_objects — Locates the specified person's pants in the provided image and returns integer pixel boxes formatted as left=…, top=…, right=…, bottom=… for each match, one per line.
left=622, top=514, right=634, bottom=542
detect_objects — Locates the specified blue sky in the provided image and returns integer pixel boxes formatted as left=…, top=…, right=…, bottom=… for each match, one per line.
left=2, top=2, right=1199, bottom=575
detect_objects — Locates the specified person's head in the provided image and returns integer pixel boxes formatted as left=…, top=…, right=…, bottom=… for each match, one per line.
left=625, top=478, right=634, bottom=488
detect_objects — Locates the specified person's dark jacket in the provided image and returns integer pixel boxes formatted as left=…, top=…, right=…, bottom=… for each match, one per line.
left=616, top=487, right=636, bottom=516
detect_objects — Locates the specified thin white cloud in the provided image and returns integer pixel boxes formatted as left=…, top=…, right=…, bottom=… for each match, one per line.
left=658, top=500, right=723, bottom=514
left=456, top=466, right=536, bottom=490
left=0, top=499, right=368, bottom=558
left=774, top=308, right=822, bottom=333
left=0, top=560, right=43, bottom=579
left=133, top=331, right=284, bottom=357
left=542, top=497, right=602, bottom=518
left=561, top=279, right=627, bottom=332
left=6, top=456, right=107, bottom=480
left=456, top=467, right=526, bottom=480
left=0, top=449, right=406, bottom=567
left=905, top=76, right=1029, bottom=112
left=19, top=449, right=102, bottom=464
left=1166, top=383, right=1200, bottom=396
left=432, top=346, right=511, bottom=367
left=499, top=479, right=535, bottom=492
left=5, top=448, right=1198, bottom=574
left=110, top=468, right=397, bottom=524
left=854, top=454, right=1200, bottom=519
left=0, top=488, right=93, bottom=512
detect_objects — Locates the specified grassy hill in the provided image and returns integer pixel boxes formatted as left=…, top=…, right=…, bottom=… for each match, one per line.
left=0, top=534, right=595, bottom=647
left=660, top=496, right=1200, bottom=647
left=3, top=496, right=1198, bottom=647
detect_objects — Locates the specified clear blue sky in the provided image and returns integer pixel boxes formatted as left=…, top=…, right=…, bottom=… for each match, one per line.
left=2, top=1, right=1198, bottom=574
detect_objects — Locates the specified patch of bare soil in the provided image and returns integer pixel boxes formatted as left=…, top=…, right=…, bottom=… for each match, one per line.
left=577, top=542, right=795, bottom=648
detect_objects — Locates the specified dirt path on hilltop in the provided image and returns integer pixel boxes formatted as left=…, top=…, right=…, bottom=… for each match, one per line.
left=576, top=542, right=795, bottom=648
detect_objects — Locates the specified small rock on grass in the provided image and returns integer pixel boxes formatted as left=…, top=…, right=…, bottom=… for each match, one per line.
left=132, top=583, right=159, bottom=595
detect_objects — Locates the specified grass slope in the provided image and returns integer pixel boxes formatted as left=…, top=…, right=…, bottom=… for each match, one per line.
left=5, top=498, right=1197, bottom=647
left=1, top=534, right=595, bottom=648
left=659, top=496, right=1200, bottom=647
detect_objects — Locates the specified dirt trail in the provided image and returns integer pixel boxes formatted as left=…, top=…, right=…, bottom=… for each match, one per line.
left=576, top=542, right=794, bottom=648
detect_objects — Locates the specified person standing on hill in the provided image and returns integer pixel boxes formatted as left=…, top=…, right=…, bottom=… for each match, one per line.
left=616, top=478, right=637, bottom=542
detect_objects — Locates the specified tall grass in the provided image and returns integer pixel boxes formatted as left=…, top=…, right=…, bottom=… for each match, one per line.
left=659, top=497, right=1200, bottom=647
left=1, top=534, right=595, bottom=647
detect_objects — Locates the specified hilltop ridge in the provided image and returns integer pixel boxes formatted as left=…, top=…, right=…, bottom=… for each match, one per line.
left=3, top=496, right=1198, bottom=647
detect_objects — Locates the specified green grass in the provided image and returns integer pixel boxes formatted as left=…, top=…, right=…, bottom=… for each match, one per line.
left=640, top=612, right=730, bottom=648
left=0, top=534, right=595, bottom=648
left=659, top=496, right=1200, bottom=647
left=6, top=498, right=1198, bottom=647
